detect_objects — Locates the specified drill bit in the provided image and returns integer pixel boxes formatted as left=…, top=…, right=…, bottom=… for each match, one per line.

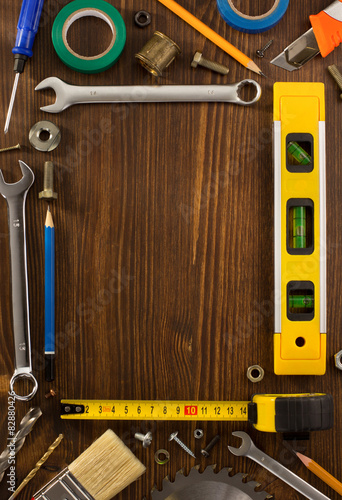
left=8, top=434, right=64, bottom=499
left=0, top=407, right=42, bottom=481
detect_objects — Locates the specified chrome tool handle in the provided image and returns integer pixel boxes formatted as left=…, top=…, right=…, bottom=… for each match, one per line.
left=246, top=443, right=331, bottom=500
left=70, top=80, right=260, bottom=105
left=0, top=162, right=38, bottom=401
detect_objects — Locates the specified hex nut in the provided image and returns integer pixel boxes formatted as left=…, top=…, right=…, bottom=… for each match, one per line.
left=334, top=350, right=342, bottom=370
left=194, top=428, right=204, bottom=439
left=247, top=364, right=265, bottom=383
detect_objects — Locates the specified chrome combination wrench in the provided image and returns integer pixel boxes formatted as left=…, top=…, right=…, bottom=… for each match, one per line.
left=0, top=161, right=38, bottom=401
left=228, top=431, right=331, bottom=500
left=35, top=77, right=262, bottom=113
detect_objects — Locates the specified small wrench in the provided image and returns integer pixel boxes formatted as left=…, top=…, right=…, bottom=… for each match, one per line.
left=35, top=77, right=262, bottom=113
left=228, top=431, right=331, bottom=500
left=0, top=161, right=37, bottom=401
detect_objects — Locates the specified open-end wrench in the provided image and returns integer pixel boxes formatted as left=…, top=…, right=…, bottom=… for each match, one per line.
left=35, top=77, right=262, bottom=113
left=0, top=161, right=37, bottom=401
left=228, top=431, right=331, bottom=500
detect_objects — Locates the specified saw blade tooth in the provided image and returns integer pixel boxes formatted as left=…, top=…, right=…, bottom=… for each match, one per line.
left=151, top=465, right=273, bottom=499
left=175, top=468, right=185, bottom=477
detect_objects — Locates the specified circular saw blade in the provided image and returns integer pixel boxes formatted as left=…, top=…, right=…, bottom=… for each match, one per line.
left=151, top=467, right=272, bottom=500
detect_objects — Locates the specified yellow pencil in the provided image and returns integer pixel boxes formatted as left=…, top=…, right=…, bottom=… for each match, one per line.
left=156, top=0, right=264, bottom=75
left=296, top=452, right=342, bottom=496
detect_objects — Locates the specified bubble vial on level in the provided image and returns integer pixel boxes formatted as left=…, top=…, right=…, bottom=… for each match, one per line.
left=287, top=141, right=312, bottom=165
left=293, top=206, right=306, bottom=248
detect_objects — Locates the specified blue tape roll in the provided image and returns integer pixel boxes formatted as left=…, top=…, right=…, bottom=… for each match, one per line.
left=216, top=0, right=289, bottom=34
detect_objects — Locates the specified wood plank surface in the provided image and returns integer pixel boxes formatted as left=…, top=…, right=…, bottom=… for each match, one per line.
left=0, top=0, right=341, bottom=499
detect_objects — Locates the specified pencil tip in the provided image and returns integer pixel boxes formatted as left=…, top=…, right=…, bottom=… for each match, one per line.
left=259, top=71, right=267, bottom=78
left=48, top=205, right=50, bottom=212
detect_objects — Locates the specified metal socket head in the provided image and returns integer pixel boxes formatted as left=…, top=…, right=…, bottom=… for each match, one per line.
left=334, top=350, right=342, bottom=370
left=191, top=51, right=202, bottom=68
left=39, top=189, right=57, bottom=200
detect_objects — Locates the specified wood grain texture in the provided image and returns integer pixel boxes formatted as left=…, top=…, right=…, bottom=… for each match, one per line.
left=0, top=0, right=341, bottom=499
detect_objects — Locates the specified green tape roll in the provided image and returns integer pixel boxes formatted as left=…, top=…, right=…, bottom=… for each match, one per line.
left=52, top=0, right=126, bottom=74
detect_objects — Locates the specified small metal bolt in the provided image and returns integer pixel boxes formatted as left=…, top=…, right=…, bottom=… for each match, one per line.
left=201, top=434, right=220, bottom=457
left=191, top=51, right=229, bottom=75
left=328, top=65, right=342, bottom=100
left=256, top=40, right=273, bottom=58
left=39, top=161, right=57, bottom=200
left=134, top=431, right=152, bottom=448
left=0, top=143, right=21, bottom=153
left=169, top=431, right=196, bottom=458
left=45, top=389, right=56, bottom=399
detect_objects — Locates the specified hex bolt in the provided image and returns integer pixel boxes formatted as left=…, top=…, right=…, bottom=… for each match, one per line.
left=201, top=434, right=220, bottom=457
left=328, top=65, right=342, bottom=100
left=134, top=431, right=153, bottom=448
left=256, top=40, right=273, bottom=58
left=0, top=143, right=21, bottom=153
left=39, top=161, right=57, bottom=200
left=169, top=431, right=196, bottom=458
left=191, top=51, right=229, bottom=75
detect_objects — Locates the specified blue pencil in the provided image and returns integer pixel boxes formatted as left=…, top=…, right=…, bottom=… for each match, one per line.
left=45, top=206, right=55, bottom=382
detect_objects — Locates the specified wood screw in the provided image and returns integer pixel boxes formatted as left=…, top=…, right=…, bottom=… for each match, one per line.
left=256, top=40, right=273, bottom=58
left=169, top=431, right=196, bottom=458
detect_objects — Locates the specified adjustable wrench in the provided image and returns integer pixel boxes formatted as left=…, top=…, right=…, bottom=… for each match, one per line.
left=0, top=161, right=38, bottom=401
left=35, top=77, right=262, bottom=113
left=228, top=431, right=331, bottom=500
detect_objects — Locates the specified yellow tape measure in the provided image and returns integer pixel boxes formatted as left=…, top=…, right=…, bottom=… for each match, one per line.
left=60, top=394, right=333, bottom=434
left=61, top=400, right=249, bottom=421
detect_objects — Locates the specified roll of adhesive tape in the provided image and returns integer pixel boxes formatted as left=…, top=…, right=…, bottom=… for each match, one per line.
left=52, top=0, right=126, bottom=73
left=216, top=0, right=289, bottom=33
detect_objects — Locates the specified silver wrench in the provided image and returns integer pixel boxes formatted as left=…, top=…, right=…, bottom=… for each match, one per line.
left=35, top=77, right=262, bottom=113
left=228, top=431, right=331, bottom=500
left=0, top=161, right=37, bottom=401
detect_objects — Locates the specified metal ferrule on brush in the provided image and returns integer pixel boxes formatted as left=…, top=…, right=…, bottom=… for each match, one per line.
left=33, top=468, right=95, bottom=500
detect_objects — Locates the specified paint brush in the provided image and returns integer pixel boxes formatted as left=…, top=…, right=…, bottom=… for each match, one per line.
left=32, top=429, right=146, bottom=500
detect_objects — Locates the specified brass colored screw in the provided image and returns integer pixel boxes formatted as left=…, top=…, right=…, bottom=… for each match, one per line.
left=328, top=64, right=342, bottom=100
left=45, top=389, right=57, bottom=399
left=39, top=161, right=57, bottom=200
left=191, top=51, right=229, bottom=75
left=0, top=143, right=21, bottom=153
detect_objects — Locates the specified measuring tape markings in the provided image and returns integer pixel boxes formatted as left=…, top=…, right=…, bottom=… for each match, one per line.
left=52, top=0, right=126, bottom=74
left=216, top=0, right=290, bottom=33
left=61, top=400, right=249, bottom=421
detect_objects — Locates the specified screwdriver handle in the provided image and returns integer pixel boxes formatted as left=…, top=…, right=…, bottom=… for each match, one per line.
left=12, top=0, right=45, bottom=58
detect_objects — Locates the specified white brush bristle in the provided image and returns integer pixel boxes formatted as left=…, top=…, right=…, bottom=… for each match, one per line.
left=68, top=429, right=146, bottom=500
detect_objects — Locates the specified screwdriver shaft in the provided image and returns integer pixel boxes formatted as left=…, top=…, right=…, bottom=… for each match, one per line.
left=4, top=73, right=20, bottom=134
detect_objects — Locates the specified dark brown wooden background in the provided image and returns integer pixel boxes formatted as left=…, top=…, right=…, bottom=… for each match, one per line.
left=0, top=0, right=341, bottom=498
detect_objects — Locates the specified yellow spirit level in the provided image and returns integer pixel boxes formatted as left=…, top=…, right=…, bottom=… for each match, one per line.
left=273, top=83, right=326, bottom=375
left=61, top=393, right=333, bottom=433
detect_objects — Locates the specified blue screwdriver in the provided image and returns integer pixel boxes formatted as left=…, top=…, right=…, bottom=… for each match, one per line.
left=4, top=0, right=45, bottom=134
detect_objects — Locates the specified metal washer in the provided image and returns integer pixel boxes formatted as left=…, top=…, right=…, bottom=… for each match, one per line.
left=29, top=120, right=61, bottom=152
left=134, top=10, right=151, bottom=27
left=155, top=449, right=170, bottom=465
